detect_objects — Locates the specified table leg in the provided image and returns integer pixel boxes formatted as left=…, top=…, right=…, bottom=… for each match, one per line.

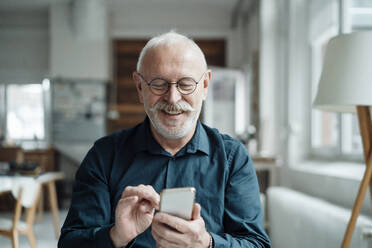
left=37, top=189, right=44, bottom=222
left=47, top=181, right=60, bottom=238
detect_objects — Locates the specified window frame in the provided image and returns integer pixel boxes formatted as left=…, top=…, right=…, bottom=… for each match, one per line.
left=310, top=26, right=341, bottom=159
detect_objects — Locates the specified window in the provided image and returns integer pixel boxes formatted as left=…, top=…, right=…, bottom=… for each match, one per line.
left=311, top=26, right=340, bottom=155
left=6, top=84, right=44, bottom=140
left=0, top=80, right=50, bottom=146
left=310, top=0, right=371, bottom=159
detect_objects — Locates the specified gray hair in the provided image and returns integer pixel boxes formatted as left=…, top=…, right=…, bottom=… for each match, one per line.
left=136, top=31, right=207, bottom=72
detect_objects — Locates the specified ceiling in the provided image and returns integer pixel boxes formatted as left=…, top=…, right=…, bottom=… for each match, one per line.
left=0, top=0, right=256, bottom=30
left=0, top=0, right=66, bottom=10
left=0, top=0, right=238, bottom=11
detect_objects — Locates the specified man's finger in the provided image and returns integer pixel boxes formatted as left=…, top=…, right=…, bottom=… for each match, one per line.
left=191, top=203, right=201, bottom=220
left=154, top=212, right=189, bottom=233
left=118, top=195, right=139, bottom=215
left=121, top=195, right=138, bottom=205
left=152, top=219, right=185, bottom=242
left=152, top=224, right=181, bottom=248
left=121, top=185, right=160, bottom=208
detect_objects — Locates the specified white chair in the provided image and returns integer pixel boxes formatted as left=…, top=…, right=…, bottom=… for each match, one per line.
left=0, top=178, right=41, bottom=248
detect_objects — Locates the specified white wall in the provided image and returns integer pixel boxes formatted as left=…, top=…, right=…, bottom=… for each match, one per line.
left=110, top=2, right=231, bottom=36
left=243, top=11, right=260, bottom=62
left=259, top=0, right=281, bottom=157
left=46, top=1, right=242, bottom=82
left=258, top=0, right=300, bottom=162
left=257, top=0, right=311, bottom=166
left=0, top=9, right=49, bottom=83
left=310, top=0, right=339, bottom=40
left=0, top=2, right=240, bottom=82
left=0, top=2, right=111, bottom=83
left=50, top=2, right=109, bottom=80
left=285, top=0, right=311, bottom=165
left=109, top=1, right=238, bottom=67
left=237, top=8, right=259, bottom=151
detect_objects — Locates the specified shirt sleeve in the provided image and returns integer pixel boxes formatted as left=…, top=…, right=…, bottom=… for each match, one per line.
left=211, top=142, right=271, bottom=248
left=57, top=144, right=137, bottom=248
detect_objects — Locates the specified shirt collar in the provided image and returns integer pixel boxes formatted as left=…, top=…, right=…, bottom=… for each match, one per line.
left=133, top=117, right=166, bottom=155
left=184, top=120, right=209, bottom=155
left=133, top=117, right=210, bottom=156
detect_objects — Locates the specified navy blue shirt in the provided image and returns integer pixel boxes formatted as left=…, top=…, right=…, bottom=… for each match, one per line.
left=58, top=118, right=271, bottom=248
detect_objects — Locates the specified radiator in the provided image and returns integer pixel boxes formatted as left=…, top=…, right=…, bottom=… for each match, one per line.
left=267, top=187, right=372, bottom=248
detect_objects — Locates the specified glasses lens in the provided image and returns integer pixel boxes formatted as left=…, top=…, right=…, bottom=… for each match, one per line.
left=178, top=78, right=197, bottom=94
left=150, top=79, right=168, bottom=95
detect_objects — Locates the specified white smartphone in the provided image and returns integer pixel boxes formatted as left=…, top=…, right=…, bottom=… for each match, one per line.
left=159, top=187, right=196, bottom=220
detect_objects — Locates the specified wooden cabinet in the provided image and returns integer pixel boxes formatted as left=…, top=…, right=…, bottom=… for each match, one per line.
left=23, top=147, right=57, bottom=172
left=0, top=146, right=23, bottom=163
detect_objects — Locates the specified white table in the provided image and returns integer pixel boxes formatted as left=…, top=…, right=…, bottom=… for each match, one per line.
left=0, top=172, right=65, bottom=238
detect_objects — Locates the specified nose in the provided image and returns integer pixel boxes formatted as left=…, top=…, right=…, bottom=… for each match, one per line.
left=164, top=83, right=182, bottom=104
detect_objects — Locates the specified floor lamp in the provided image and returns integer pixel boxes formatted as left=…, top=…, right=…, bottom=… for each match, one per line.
left=313, top=32, right=372, bottom=248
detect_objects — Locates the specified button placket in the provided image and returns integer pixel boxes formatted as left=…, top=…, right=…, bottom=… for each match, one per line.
left=165, top=157, right=175, bottom=187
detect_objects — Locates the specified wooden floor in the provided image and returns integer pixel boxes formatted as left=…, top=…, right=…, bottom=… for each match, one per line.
left=0, top=209, right=68, bottom=248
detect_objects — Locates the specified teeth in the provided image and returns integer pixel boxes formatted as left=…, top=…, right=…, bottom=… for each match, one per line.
left=164, top=110, right=182, bottom=115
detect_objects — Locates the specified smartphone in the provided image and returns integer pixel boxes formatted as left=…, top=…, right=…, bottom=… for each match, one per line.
left=159, top=187, right=196, bottom=220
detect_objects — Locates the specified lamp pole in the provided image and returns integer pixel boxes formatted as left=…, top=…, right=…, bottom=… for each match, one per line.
left=341, top=106, right=372, bottom=248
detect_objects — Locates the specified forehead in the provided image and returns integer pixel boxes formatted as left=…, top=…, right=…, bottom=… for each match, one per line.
left=141, top=43, right=205, bottom=77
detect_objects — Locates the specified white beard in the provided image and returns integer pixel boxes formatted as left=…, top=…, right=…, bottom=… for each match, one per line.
left=145, top=100, right=202, bottom=139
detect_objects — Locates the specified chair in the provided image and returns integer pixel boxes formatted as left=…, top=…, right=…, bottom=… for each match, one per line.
left=0, top=178, right=41, bottom=248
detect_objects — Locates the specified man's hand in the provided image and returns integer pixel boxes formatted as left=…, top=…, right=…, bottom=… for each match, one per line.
left=151, top=203, right=211, bottom=248
left=110, top=185, right=160, bottom=248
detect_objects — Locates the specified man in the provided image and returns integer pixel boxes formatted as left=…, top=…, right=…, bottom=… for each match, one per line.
left=58, top=31, right=271, bottom=248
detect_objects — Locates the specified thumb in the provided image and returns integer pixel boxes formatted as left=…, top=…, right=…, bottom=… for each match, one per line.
left=191, top=203, right=201, bottom=220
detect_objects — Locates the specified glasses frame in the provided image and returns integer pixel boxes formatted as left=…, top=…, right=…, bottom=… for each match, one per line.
left=137, top=71, right=206, bottom=96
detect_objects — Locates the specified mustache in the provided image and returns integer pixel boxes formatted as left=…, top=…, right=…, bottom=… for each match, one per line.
left=150, top=100, right=195, bottom=114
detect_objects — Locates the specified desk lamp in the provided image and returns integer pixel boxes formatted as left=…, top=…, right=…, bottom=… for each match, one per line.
left=313, top=32, right=372, bottom=248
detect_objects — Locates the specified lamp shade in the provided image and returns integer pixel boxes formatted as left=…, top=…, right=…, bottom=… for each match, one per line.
left=313, top=32, right=372, bottom=112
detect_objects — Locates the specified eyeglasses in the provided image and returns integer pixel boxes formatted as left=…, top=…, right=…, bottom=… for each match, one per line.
left=137, top=72, right=206, bottom=96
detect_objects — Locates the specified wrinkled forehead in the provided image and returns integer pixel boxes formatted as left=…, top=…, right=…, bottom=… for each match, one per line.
left=140, top=43, right=207, bottom=75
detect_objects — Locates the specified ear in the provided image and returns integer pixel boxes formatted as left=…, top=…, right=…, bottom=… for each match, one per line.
left=202, top=69, right=211, bottom=101
left=133, top=71, right=144, bottom=103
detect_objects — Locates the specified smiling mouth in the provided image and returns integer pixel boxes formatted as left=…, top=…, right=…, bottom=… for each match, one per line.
left=162, top=110, right=184, bottom=115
